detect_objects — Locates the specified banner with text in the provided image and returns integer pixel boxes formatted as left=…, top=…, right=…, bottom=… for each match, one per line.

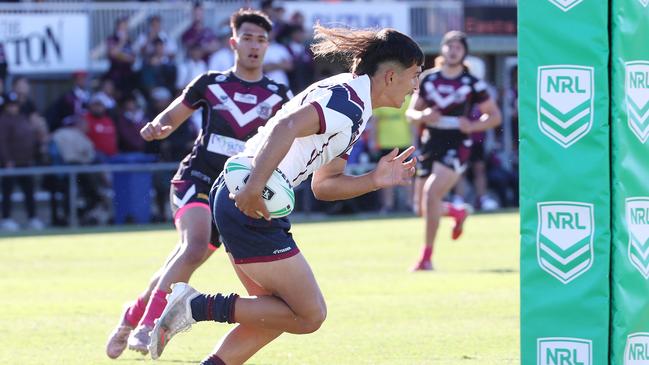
left=519, top=1, right=610, bottom=364
left=0, top=14, right=89, bottom=74
left=610, top=0, right=649, bottom=363
left=281, top=2, right=410, bottom=36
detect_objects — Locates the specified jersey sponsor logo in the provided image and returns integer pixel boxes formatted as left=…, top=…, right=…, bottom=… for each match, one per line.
left=625, top=62, right=649, bottom=143
left=538, top=338, right=592, bottom=365
left=537, top=201, right=594, bottom=284
left=547, top=0, right=584, bottom=11
left=207, top=84, right=283, bottom=127
left=626, top=198, right=649, bottom=279
left=207, top=133, right=246, bottom=157
left=538, top=65, right=594, bottom=148
left=625, top=333, right=649, bottom=364
left=234, top=92, right=258, bottom=105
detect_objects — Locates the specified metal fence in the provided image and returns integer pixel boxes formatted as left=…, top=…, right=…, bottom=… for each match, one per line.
left=0, top=162, right=178, bottom=228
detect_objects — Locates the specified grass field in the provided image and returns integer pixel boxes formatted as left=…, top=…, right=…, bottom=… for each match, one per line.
left=0, top=212, right=519, bottom=365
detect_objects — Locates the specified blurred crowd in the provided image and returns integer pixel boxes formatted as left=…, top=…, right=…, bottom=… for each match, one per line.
left=0, top=1, right=519, bottom=231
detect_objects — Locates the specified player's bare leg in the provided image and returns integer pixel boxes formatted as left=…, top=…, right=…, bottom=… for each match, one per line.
left=128, top=205, right=213, bottom=354
left=413, top=177, right=426, bottom=217
left=149, top=253, right=327, bottom=360
left=199, top=255, right=283, bottom=365
left=412, top=162, right=461, bottom=271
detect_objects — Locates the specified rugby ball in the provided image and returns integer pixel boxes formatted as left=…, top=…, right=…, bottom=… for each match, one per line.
left=223, top=155, right=295, bottom=218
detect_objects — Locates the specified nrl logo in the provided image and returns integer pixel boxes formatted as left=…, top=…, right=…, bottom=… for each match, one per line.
left=625, top=62, right=649, bottom=143
left=537, top=202, right=594, bottom=284
left=538, top=65, right=594, bottom=148
left=625, top=333, right=649, bottom=364
left=626, top=198, right=649, bottom=279
left=639, top=0, right=649, bottom=7
left=547, top=0, right=585, bottom=11
left=538, top=338, right=592, bottom=365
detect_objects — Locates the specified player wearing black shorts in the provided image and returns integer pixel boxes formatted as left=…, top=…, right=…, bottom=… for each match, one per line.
left=106, top=10, right=291, bottom=359
left=406, top=31, right=501, bottom=271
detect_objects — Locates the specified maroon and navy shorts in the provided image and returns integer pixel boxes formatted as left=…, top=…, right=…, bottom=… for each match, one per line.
left=170, top=177, right=221, bottom=250
left=209, top=175, right=300, bottom=265
left=416, top=127, right=472, bottom=177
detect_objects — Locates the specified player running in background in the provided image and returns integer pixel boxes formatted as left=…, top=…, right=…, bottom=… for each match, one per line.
left=105, top=9, right=292, bottom=358
left=406, top=31, right=501, bottom=271
left=147, top=25, right=424, bottom=364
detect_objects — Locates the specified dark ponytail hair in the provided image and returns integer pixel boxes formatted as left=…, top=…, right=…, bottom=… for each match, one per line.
left=310, top=26, right=424, bottom=76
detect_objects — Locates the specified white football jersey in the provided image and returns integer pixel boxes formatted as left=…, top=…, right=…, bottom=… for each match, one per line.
left=242, top=73, right=373, bottom=187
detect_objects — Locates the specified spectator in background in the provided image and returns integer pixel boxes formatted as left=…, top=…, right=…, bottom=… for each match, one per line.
left=115, top=93, right=148, bottom=153
left=145, top=87, right=194, bottom=222
left=260, top=0, right=286, bottom=38
left=181, top=2, right=219, bottom=61
left=47, top=115, right=98, bottom=226
left=176, top=43, right=207, bottom=132
left=12, top=76, right=38, bottom=118
left=371, top=96, right=414, bottom=214
left=106, top=17, right=137, bottom=97
left=11, top=77, right=48, bottom=165
left=139, top=38, right=177, bottom=97
left=135, top=15, right=178, bottom=63
left=95, top=78, right=118, bottom=112
left=0, top=93, right=45, bottom=231
left=176, top=44, right=208, bottom=91
left=45, top=71, right=90, bottom=132
left=282, top=24, right=314, bottom=93
left=207, top=26, right=235, bottom=72
left=85, top=94, right=118, bottom=160
left=263, top=33, right=293, bottom=86
left=0, top=42, right=7, bottom=82
left=0, top=81, right=5, bottom=114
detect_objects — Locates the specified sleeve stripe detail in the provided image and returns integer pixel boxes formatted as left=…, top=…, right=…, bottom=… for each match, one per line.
left=181, top=98, right=200, bottom=110
left=311, top=101, right=326, bottom=134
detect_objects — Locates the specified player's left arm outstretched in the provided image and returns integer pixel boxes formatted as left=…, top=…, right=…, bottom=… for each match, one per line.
left=311, top=146, right=417, bottom=201
left=140, top=97, right=195, bottom=141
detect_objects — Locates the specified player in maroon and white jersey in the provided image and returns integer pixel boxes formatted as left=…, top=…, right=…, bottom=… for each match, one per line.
left=105, top=10, right=291, bottom=359
left=406, top=31, right=501, bottom=271
left=147, top=26, right=423, bottom=364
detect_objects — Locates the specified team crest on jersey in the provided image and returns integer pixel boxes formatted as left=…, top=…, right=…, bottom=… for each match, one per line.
left=625, top=62, right=649, bottom=143
left=625, top=333, right=649, bottom=364
left=538, top=65, right=594, bottom=148
left=626, top=198, right=649, bottom=279
left=537, top=202, right=594, bottom=284
left=547, top=0, right=584, bottom=11
left=537, top=338, right=592, bottom=365
left=256, top=103, right=272, bottom=119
